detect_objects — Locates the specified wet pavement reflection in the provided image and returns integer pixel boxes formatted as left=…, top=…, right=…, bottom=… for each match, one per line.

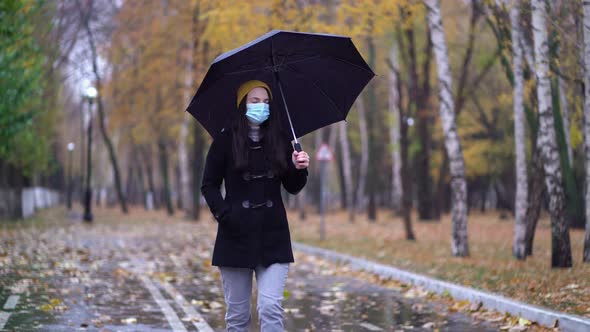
left=0, top=211, right=501, bottom=331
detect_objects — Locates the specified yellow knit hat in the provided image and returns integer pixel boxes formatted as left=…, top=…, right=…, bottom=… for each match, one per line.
left=236, top=80, right=273, bottom=107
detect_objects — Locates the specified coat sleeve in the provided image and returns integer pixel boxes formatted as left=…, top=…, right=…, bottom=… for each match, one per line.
left=200, top=132, right=231, bottom=223
left=280, top=139, right=308, bottom=195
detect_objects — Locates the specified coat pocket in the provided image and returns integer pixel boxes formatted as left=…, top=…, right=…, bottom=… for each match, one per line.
left=223, top=204, right=244, bottom=236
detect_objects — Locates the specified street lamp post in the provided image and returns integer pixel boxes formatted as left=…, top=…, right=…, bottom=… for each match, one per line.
left=67, top=142, right=75, bottom=210
left=83, top=86, right=97, bottom=222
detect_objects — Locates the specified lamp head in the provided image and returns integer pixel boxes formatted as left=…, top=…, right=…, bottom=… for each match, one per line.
left=84, top=86, right=98, bottom=100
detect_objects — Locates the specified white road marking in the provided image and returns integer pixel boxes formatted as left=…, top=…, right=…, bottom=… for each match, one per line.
left=0, top=311, right=11, bottom=329
left=120, top=239, right=188, bottom=332
left=158, top=280, right=214, bottom=332
left=120, top=238, right=215, bottom=331
left=169, top=254, right=183, bottom=268
left=359, top=321, right=383, bottom=331
left=3, top=295, right=19, bottom=310
left=138, top=274, right=188, bottom=332
left=1, top=291, right=23, bottom=329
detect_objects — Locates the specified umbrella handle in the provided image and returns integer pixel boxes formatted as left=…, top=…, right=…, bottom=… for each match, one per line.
left=294, top=142, right=302, bottom=152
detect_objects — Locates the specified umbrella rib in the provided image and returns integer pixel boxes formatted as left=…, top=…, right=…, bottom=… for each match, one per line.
left=276, top=35, right=313, bottom=68
left=221, top=55, right=322, bottom=76
left=284, top=63, right=345, bottom=119
left=276, top=53, right=320, bottom=69
left=330, top=56, right=375, bottom=76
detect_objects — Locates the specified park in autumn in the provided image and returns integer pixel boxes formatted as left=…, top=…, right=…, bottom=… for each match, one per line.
left=1, top=0, right=589, bottom=331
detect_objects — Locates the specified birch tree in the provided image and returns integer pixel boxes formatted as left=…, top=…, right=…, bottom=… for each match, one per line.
left=515, top=33, right=544, bottom=258
left=424, top=0, right=469, bottom=256
left=582, top=0, right=590, bottom=263
left=545, top=1, right=573, bottom=166
left=507, top=0, right=528, bottom=260
left=531, top=0, right=572, bottom=268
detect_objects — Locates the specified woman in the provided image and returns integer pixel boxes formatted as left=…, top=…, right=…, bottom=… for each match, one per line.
left=200, top=79, right=310, bottom=331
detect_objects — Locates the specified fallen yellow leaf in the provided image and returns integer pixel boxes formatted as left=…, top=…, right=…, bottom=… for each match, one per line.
left=518, top=317, right=532, bottom=326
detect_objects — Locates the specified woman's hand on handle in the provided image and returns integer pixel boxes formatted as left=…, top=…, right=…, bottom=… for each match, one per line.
left=292, top=150, right=309, bottom=169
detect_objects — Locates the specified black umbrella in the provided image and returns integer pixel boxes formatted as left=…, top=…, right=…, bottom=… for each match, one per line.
left=185, top=29, right=375, bottom=151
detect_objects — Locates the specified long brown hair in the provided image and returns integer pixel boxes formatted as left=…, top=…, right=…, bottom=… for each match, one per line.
left=230, top=92, right=289, bottom=175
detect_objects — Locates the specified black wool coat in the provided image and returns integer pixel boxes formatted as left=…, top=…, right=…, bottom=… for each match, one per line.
left=200, top=127, right=308, bottom=269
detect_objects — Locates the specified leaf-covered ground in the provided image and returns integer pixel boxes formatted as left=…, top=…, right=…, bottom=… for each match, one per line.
left=289, top=208, right=590, bottom=321
left=0, top=206, right=524, bottom=331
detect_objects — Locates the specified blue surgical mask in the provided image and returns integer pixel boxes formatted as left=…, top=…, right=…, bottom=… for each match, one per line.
left=246, top=103, right=270, bottom=125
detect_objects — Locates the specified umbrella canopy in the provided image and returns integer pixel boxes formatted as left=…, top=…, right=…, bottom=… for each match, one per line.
left=186, top=29, right=375, bottom=143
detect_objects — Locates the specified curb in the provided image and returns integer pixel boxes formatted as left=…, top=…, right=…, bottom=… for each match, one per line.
left=292, top=242, right=590, bottom=332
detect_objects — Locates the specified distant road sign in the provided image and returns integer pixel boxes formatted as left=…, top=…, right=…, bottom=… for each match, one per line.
left=316, top=143, right=333, bottom=161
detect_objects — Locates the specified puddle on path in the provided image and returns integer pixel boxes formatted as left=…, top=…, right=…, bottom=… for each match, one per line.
left=1, top=219, right=501, bottom=331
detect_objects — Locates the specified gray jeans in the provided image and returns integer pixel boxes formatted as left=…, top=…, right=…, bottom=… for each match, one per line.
left=219, top=263, right=290, bottom=332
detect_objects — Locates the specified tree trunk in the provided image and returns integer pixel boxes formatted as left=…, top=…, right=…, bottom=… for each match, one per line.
left=135, top=155, right=147, bottom=209
left=339, top=120, right=354, bottom=223
left=455, top=0, right=480, bottom=117
left=335, top=127, right=347, bottom=210
left=434, top=152, right=450, bottom=218
left=328, top=124, right=339, bottom=212
left=487, top=1, right=544, bottom=256
left=425, top=0, right=469, bottom=256
left=576, top=0, right=586, bottom=102
left=79, top=99, right=86, bottom=205
left=400, top=113, right=414, bottom=240
left=524, top=141, right=544, bottom=256
left=328, top=125, right=338, bottom=155
left=531, top=0, right=572, bottom=268
left=395, top=20, right=416, bottom=234
left=508, top=0, right=528, bottom=260
left=547, top=2, right=584, bottom=230
left=190, top=123, right=204, bottom=220
left=298, top=188, right=307, bottom=221
left=582, top=0, right=590, bottom=263
left=388, top=43, right=403, bottom=214
left=174, top=162, right=182, bottom=210
left=190, top=39, right=211, bottom=221
left=547, top=0, right=573, bottom=167
left=179, top=0, right=206, bottom=219
left=125, top=162, right=135, bottom=204
left=178, top=114, right=191, bottom=213
left=355, top=97, right=369, bottom=216
left=141, top=145, right=158, bottom=209
left=80, top=2, right=128, bottom=214
left=558, top=77, right=573, bottom=164
left=313, top=129, right=323, bottom=212
left=158, top=139, right=174, bottom=216
left=177, top=103, right=190, bottom=214
left=365, top=31, right=379, bottom=222
left=551, top=79, right=584, bottom=229
left=520, top=34, right=535, bottom=69
left=406, top=23, right=434, bottom=221
left=399, top=78, right=415, bottom=240
left=434, top=1, right=483, bottom=220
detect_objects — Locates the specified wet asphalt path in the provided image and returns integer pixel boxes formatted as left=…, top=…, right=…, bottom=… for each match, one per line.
left=0, top=210, right=500, bottom=331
